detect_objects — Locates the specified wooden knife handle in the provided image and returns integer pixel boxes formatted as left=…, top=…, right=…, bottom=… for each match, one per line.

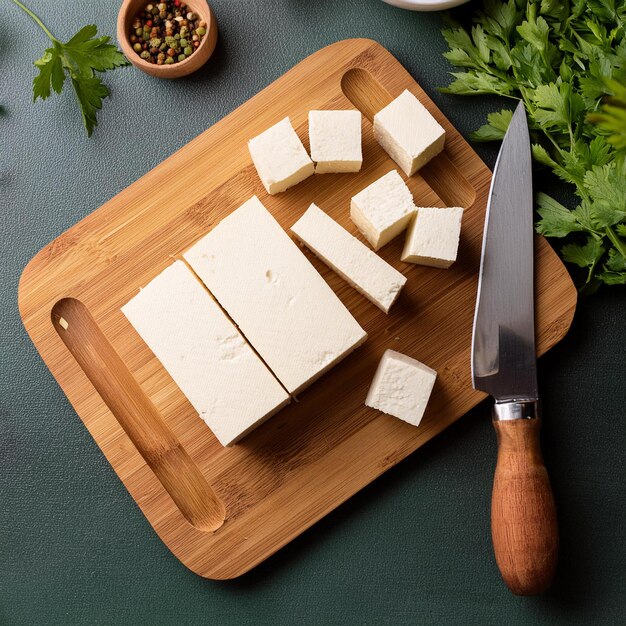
left=491, top=418, right=558, bottom=595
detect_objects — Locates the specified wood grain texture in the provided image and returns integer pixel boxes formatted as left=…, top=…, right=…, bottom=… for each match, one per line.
left=492, top=419, right=559, bottom=595
left=18, top=39, right=577, bottom=579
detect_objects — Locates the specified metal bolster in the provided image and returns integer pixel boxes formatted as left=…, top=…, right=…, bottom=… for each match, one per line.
left=493, top=400, right=540, bottom=421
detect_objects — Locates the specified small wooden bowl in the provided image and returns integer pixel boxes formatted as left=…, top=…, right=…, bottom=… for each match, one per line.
left=117, top=0, right=218, bottom=78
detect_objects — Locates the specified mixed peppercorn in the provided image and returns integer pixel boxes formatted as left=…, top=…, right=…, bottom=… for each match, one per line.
left=129, top=1, right=207, bottom=65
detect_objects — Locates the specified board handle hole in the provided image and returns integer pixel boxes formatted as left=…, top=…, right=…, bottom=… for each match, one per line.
left=51, top=297, right=226, bottom=533
left=341, top=67, right=476, bottom=209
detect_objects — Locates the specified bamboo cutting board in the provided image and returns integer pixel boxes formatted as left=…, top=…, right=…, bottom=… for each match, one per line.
left=18, top=39, right=577, bottom=579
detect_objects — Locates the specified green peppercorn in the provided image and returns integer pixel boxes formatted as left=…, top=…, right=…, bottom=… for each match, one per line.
left=142, top=32, right=150, bottom=41
left=140, top=50, right=151, bottom=60
left=160, top=42, right=167, bottom=50
left=135, top=27, right=142, bottom=36
left=164, top=56, right=174, bottom=64
left=165, top=35, right=177, bottom=48
left=174, top=33, right=181, bottom=40
left=183, top=46, right=193, bottom=56
left=178, top=38, right=186, bottom=47
left=150, top=37, right=162, bottom=48
left=178, top=53, right=187, bottom=62
left=196, top=27, right=206, bottom=36
left=133, top=42, right=143, bottom=52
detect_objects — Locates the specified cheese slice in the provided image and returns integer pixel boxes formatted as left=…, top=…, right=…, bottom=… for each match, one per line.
left=309, top=110, right=362, bottom=173
left=350, top=170, right=416, bottom=250
left=248, top=117, right=314, bottom=194
left=184, top=197, right=368, bottom=395
left=291, top=203, right=407, bottom=313
left=121, top=260, right=290, bottom=447
left=401, top=206, right=463, bottom=268
left=365, top=349, right=437, bottom=427
left=374, top=90, right=446, bottom=176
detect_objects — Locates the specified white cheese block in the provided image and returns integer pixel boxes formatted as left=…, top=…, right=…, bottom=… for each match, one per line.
left=291, top=203, right=407, bottom=313
left=365, top=349, right=437, bottom=427
left=401, top=206, right=463, bottom=268
left=308, top=110, right=362, bottom=173
left=121, top=260, right=290, bottom=447
left=184, top=196, right=368, bottom=395
left=248, top=117, right=314, bottom=194
left=350, top=170, right=416, bottom=250
left=374, top=89, right=446, bottom=176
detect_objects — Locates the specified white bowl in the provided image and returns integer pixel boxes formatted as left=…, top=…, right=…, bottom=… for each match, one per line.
left=382, top=0, right=470, bottom=11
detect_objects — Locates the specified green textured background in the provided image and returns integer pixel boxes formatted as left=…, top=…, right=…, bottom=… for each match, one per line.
left=2, top=1, right=625, bottom=624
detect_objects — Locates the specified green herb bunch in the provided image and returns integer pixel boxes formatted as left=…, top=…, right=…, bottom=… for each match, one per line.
left=11, top=0, right=129, bottom=137
left=440, top=0, right=626, bottom=291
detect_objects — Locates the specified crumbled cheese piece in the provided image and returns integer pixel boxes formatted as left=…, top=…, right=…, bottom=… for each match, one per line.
left=308, top=110, right=362, bottom=173
left=248, top=117, right=314, bottom=194
left=350, top=170, right=416, bottom=250
left=184, top=196, right=367, bottom=395
left=401, top=206, right=463, bottom=268
left=121, top=260, right=289, bottom=447
left=291, top=203, right=406, bottom=313
left=374, top=89, right=446, bottom=176
left=365, top=349, right=437, bottom=427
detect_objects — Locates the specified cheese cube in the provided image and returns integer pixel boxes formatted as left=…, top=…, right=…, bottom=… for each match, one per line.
left=365, top=349, right=437, bottom=427
left=184, top=196, right=367, bottom=395
left=374, top=90, right=446, bottom=176
left=401, top=206, right=463, bottom=268
left=121, top=261, right=290, bottom=447
left=308, top=110, right=362, bottom=173
left=291, top=203, right=406, bottom=313
left=350, top=170, right=416, bottom=250
left=248, top=117, right=314, bottom=194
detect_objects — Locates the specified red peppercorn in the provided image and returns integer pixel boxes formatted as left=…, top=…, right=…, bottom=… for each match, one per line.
left=145, top=19, right=153, bottom=27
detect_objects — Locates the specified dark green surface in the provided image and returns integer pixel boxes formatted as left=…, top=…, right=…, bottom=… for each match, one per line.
left=2, top=1, right=625, bottom=624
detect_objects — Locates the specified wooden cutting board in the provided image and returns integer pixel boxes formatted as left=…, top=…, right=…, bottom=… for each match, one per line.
left=18, top=39, right=577, bottom=579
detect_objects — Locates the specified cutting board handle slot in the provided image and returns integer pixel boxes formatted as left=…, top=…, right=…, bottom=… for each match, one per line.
left=341, top=67, right=476, bottom=209
left=51, top=298, right=226, bottom=533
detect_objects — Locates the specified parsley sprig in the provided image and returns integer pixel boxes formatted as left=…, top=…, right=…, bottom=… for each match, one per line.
left=11, top=0, right=129, bottom=137
left=440, top=0, right=626, bottom=291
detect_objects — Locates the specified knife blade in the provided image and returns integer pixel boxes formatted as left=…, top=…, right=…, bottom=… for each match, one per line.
left=471, top=101, right=558, bottom=596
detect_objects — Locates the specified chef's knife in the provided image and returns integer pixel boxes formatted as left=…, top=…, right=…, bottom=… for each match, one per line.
left=472, top=102, right=558, bottom=595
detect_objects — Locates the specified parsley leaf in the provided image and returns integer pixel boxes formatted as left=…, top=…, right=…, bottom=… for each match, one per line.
left=33, top=47, right=65, bottom=100
left=562, top=237, right=604, bottom=268
left=588, top=80, right=626, bottom=152
left=12, top=2, right=128, bottom=137
left=440, top=0, right=626, bottom=292
left=63, top=25, right=129, bottom=75
left=71, top=75, right=110, bottom=138
left=536, top=192, right=584, bottom=237
left=598, top=248, right=626, bottom=284
left=471, top=109, right=514, bottom=141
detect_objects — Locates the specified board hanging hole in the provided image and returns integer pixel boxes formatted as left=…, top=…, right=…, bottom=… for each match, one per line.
left=51, top=297, right=226, bottom=532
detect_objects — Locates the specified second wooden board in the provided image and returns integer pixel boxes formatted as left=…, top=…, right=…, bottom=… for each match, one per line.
left=19, top=39, right=577, bottom=579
